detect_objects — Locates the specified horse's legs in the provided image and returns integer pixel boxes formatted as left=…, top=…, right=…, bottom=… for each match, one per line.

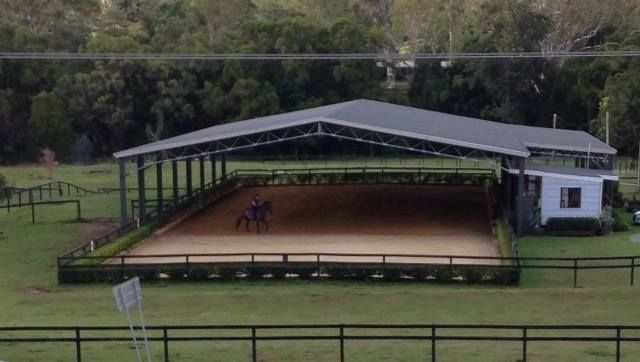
left=263, top=219, right=269, bottom=232
left=245, top=218, right=250, bottom=232
left=256, top=219, right=260, bottom=234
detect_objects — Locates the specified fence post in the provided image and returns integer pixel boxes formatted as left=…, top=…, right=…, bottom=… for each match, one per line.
left=573, top=259, right=578, bottom=288
left=316, top=255, right=321, bottom=279
left=76, top=201, right=82, bottom=220
left=163, top=328, right=169, bottom=362
left=631, top=257, right=635, bottom=286
left=252, top=327, right=257, bottom=362
left=449, top=258, right=453, bottom=282
left=522, top=327, right=527, bottom=362
left=31, top=202, right=35, bottom=224
left=75, top=327, right=82, bottom=362
left=616, top=327, right=621, bottom=362
left=339, top=325, right=345, bottom=362
left=431, top=326, right=436, bottom=362
left=186, top=256, right=190, bottom=278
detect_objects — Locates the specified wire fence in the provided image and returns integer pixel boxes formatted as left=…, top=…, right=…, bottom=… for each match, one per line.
left=1, top=323, right=638, bottom=362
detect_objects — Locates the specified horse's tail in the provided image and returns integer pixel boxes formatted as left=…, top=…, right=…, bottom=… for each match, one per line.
left=235, top=214, right=245, bottom=231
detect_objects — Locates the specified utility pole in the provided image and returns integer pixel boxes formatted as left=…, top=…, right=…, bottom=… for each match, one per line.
left=637, top=141, right=640, bottom=192
left=605, top=112, right=610, bottom=145
left=553, top=113, right=557, bottom=129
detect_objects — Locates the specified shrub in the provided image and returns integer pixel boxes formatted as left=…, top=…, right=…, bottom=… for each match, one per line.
left=406, top=268, right=430, bottom=281
left=431, top=266, right=452, bottom=282
left=189, top=267, right=212, bottom=281
left=489, top=268, right=520, bottom=285
left=245, top=266, right=268, bottom=280
left=216, top=267, right=239, bottom=281
left=612, top=210, right=630, bottom=232
left=74, top=223, right=157, bottom=266
left=294, top=267, right=316, bottom=280
left=326, top=267, right=352, bottom=280
left=271, top=267, right=288, bottom=280
left=545, top=217, right=601, bottom=234
left=382, top=268, right=403, bottom=282
left=461, top=267, right=485, bottom=283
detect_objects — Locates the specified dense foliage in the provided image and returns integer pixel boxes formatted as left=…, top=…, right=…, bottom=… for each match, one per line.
left=545, top=217, right=602, bottom=234
left=1, top=0, right=640, bottom=163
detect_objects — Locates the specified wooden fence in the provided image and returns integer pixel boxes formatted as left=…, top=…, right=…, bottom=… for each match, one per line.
left=1, top=323, right=637, bottom=362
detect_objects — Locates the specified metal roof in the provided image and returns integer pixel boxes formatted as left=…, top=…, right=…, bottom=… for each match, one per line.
left=114, top=99, right=616, bottom=159
left=509, top=163, right=618, bottom=181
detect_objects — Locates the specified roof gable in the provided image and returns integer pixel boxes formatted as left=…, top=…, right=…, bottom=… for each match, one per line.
left=114, top=99, right=616, bottom=159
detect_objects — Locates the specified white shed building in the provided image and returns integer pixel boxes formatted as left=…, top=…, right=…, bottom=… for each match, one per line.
left=508, top=164, right=618, bottom=226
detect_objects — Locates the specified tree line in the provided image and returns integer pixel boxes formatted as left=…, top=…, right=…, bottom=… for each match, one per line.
left=1, top=0, right=640, bottom=163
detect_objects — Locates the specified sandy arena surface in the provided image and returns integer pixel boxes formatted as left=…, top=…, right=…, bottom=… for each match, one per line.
left=122, top=185, right=499, bottom=264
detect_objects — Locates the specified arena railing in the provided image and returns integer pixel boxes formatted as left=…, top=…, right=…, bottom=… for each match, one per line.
left=1, top=323, right=637, bottom=362
left=56, top=251, right=640, bottom=287
left=58, top=166, right=497, bottom=272
left=57, top=174, right=240, bottom=264
left=1, top=199, right=82, bottom=224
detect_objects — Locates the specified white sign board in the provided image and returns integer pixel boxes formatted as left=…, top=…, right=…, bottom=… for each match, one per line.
left=113, top=277, right=151, bottom=362
left=113, top=277, right=142, bottom=312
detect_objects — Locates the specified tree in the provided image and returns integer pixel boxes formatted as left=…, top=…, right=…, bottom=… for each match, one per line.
left=0, top=173, right=10, bottom=200
left=533, top=0, right=640, bottom=54
left=29, top=91, right=74, bottom=158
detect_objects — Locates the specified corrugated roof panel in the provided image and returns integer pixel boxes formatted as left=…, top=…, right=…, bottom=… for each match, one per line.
left=114, top=99, right=617, bottom=159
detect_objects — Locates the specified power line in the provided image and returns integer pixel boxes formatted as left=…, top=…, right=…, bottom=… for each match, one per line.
left=1, top=50, right=640, bottom=61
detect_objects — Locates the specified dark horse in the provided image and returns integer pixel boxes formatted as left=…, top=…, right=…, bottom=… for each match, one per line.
left=235, top=201, right=273, bottom=233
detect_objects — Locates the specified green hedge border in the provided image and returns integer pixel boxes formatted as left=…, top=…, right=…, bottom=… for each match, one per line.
left=59, top=262, right=520, bottom=285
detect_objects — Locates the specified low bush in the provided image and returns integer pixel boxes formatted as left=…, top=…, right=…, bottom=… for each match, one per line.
left=216, top=267, right=239, bottom=281
left=294, top=267, right=316, bottom=280
left=545, top=217, right=601, bottom=234
left=188, top=267, right=212, bottom=281
left=245, top=266, right=268, bottom=280
left=271, top=267, right=288, bottom=280
left=382, top=268, right=403, bottom=282
left=612, top=210, right=630, bottom=232
left=461, top=267, right=485, bottom=283
left=431, top=266, right=453, bottom=283
left=74, top=223, right=157, bottom=266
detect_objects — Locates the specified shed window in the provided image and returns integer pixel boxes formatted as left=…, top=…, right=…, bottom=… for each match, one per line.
left=560, top=187, right=581, bottom=208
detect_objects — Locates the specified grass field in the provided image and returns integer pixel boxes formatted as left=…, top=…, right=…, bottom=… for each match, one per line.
left=2, top=161, right=640, bottom=361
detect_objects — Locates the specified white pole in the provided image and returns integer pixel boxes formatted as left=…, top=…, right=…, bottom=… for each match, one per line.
left=553, top=113, right=557, bottom=129
left=124, top=301, right=143, bottom=362
left=605, top=112, right=610, bottom=145
left=138, top=300, right=152, bottom=362
left=586, top=143, right=591, bottom=169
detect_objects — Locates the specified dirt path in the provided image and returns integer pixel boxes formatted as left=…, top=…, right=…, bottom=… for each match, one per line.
left=123, top=185, right=499, bottom=264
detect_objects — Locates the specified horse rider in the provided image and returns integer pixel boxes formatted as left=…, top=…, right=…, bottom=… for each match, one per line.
left=250, top=194, right=260, bottom=220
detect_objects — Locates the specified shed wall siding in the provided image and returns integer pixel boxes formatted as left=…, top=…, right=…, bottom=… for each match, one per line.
left=540, top=176, right=602, bottom=225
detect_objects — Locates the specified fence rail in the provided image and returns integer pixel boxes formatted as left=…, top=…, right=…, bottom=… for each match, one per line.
left=1, top=199, right=82, bottom=223
left=56, top=251, right=640, bottom=287
left=1, top=323, right=638, bottom=362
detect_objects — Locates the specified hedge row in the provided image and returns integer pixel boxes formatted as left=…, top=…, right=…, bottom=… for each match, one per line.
left=545, top=217, right=601, bottom=235
left=238, top=173, right=492, bottom=187
left=58, top=262, right=519, bottom=285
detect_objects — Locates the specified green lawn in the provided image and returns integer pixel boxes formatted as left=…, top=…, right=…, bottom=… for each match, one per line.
left=2, top=162, right=640, bottom=361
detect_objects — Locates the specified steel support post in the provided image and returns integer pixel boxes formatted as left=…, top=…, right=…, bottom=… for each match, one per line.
left=137, top=156, right=146, bottom=224
left=119, top=159, right=128, bottom=225
left=156, top=162, right=163, bottom=214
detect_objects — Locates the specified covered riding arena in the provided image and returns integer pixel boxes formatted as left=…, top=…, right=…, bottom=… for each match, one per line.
left=119, top=184, right=498, bottom=264
left=111, top=99, right=616, bottom=267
